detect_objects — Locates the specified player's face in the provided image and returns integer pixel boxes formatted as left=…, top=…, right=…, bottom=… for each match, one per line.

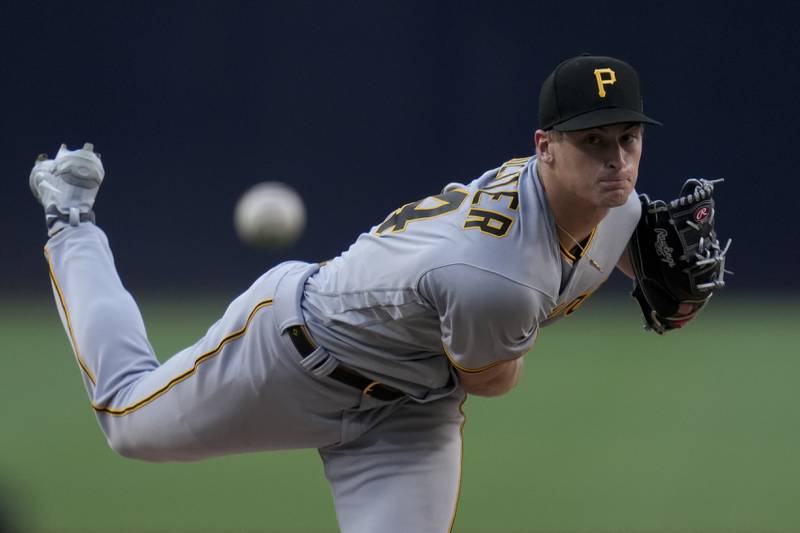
left=551, top=123, right=643, bottom=208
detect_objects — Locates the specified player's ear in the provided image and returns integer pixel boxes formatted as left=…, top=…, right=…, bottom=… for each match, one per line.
left=534, top=129, right=554, bottom=164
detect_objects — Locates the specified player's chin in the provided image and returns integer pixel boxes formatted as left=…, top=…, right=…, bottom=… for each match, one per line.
left=596, top=178, right=632, bottom=202
left=596, top=188, right=630, bottom=208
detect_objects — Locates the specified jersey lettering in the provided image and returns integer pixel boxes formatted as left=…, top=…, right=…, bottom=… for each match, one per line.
left=564, top=293, right=589, bottom=315
left=547, top=291, right=594, bottom=319
left=484, top=173, right=520, bottom=190
left=463, top=208, right=514, bottom=237
left=471, top=190, right=519, bottom=210
left=462, top=158, right=527, bottom=238
left=376, top=157, right=529, bottom=239
left=484, top=157, right=528, bottom=189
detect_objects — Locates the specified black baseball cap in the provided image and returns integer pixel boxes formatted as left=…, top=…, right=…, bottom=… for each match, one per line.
left=538, top=54, right=662, bottom=131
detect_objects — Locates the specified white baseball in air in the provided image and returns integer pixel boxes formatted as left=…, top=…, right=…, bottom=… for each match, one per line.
left=233, top=181, right=306, bottom=249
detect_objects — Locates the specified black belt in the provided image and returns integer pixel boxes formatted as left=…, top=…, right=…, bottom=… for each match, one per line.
left=286, top=325, right=405, bottom=402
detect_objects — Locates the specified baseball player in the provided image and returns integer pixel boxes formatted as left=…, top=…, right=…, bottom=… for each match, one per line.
left=29, top=55, right=725, bottom=532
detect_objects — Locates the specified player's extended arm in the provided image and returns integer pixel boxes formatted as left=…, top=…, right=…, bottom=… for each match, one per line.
left=418, top=264, right=539, bottom=396
left=457, top=358, right=524, bottom=397
left=616, top=248, right=635, bottom=279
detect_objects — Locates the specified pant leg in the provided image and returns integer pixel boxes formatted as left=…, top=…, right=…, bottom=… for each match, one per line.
left=319, top=390, right=467, bottom=533
left=44, top=224, right=357, bottom=461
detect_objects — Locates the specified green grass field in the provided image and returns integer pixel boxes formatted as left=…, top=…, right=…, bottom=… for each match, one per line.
left=1, top=293, right=798, bottom=532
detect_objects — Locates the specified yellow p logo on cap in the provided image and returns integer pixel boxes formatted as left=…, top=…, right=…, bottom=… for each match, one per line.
left=593, top=68, right=617, bottom=97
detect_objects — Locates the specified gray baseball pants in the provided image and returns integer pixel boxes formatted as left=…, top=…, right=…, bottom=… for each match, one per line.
left=43, top=224, right=466, bottom=533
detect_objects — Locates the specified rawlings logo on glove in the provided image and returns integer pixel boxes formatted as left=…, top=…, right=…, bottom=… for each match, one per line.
left=628, top=178, right=732, bottom=334
left=653, top=228, right=675, bottom=267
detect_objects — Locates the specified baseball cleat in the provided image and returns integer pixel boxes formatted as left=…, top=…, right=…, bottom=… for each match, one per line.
left=30, top=142, right=105, bottom=236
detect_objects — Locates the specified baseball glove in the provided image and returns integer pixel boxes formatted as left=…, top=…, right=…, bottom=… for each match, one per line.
left=628, top=178, right=731, bottom=334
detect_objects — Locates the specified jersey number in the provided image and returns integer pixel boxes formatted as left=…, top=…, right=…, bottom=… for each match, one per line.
left=375, top=189, right=469, bottom=234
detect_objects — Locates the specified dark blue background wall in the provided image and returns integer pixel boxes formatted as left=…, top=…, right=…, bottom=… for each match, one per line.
left=3, top=0, right=797, bottom=295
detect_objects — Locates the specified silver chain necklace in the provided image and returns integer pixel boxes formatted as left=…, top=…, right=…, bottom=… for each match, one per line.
left=538, top=173, right=605, bottom=273
left=554, top=221, right=604, bottom=273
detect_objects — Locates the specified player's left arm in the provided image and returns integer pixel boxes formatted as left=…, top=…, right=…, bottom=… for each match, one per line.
left=418, top=264, right=543, bottom=397
left=616, top=248, right=635, bottom=279
left=457, top=357, right=524, bottom=397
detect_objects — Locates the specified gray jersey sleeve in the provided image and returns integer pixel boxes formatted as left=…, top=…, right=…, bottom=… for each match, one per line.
left=418, top=264, right=545, bottom=373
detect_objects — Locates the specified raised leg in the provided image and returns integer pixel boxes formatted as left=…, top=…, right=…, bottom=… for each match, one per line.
left=44, top=224, right=352, bottom=461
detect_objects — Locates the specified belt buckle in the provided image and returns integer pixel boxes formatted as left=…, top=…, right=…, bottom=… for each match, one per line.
left=287, top=325, right=316, bottom=358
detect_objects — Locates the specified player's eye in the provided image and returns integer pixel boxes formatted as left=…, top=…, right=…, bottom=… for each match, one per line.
left=621, top=132, right=641, bottom=145
left=584, top=135, right=603, bottom=145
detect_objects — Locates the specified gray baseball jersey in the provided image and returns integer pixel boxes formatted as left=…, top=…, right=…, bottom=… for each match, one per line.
left=302, top=155, right=640, bottom=395
left=42, top=155, right=639, bottom=533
